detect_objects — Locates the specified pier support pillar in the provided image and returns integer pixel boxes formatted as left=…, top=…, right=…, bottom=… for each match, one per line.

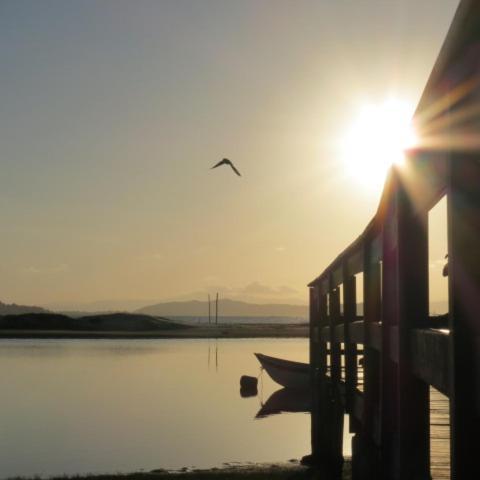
left=448, top=154, right=480, bottom=479
left=381, top=172, right=430, bottom=480
left=351, top=433, right=381, bottom=480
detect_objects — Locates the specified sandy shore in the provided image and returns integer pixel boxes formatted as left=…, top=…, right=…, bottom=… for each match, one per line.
left=0, top=323, right=309, bottom=339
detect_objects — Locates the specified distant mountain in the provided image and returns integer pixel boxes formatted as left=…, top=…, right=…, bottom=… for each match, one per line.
left=0, top=301, right=48, bottom=315
left=136, top=298, right=308, bottom=318
left=45, top=299, right=156, bottom=313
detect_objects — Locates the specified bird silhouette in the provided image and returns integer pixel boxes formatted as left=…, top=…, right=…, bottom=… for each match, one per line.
left=211, top=158, right=241, bottom=177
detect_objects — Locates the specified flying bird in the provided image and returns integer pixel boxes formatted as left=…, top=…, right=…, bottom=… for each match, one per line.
left=211, top=158, right=241, bottom=177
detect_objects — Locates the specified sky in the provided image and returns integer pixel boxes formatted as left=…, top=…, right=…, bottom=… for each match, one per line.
left=0, top=0, right=459, bottom=310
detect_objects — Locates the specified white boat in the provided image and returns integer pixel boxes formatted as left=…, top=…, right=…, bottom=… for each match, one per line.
left=254, top=352, right=310, bottom=390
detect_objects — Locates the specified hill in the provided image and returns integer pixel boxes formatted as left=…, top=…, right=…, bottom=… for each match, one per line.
left=136, top=298, right=308, bottom=318
left=78, top=313, right=189, bottom=331
left=0, top=312, right=190, bottom=331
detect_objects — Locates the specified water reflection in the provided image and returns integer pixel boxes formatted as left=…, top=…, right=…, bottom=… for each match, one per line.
left=207, top=340, right=219, bottom=372
left=0, top=338, right=311, bottom=478
left=0, top=339, right=174, bottom=358
left=255, top=388, right=311, bottom=419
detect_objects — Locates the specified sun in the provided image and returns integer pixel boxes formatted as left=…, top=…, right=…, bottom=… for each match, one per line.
left=340, top=98, right=417, bottom=190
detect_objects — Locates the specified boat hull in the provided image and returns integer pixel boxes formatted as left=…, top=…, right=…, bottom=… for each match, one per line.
left=254, top=352, right=310, bottom=389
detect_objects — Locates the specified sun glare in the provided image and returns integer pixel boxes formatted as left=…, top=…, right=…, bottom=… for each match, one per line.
left=340, top=99, right=417, bottom=190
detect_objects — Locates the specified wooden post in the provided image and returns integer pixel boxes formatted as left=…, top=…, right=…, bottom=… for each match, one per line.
left=215, top=292, right=218, bottom=325
left=309, top=287, right=318, bottom=373
left=343, top=266, right=358, bottom=414
left=352, top=432, right=381, bottom=480
left=328, top=283, right=344, bottom=467
left=329, top=284, right=342, bottom=386
left=363, top=242, right=382, bottom=444
left=311, top=284, right=340, bottom=466
left=318, top=288, right=328, bottom=380
left=397, top=177, right=430, bottom=480
left=380, top=188, right=401, bottom=477
left=382, top=170, right=430, bottom=479
left=310, top=287, right=320, bottom=460
left=447, top=154, right=480, bottom=479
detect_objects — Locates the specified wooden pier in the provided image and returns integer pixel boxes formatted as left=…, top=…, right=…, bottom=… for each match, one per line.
left=308, top=1, right=480, bottom=479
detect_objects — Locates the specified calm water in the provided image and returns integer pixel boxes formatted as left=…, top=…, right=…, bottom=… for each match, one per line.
left=0, top=338, right=350, bottom=478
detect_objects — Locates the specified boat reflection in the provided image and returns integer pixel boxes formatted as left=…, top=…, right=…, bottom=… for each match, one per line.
left=255, top=387, right=311, bottom=419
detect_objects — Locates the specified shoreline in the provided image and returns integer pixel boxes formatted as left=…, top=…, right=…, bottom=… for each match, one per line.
left=7, top=461, right=352, bottom=480
left=0, top=323, right=308, bottom=340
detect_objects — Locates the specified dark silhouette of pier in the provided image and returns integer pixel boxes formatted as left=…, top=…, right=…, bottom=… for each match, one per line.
left=307, top=1, right=480, bottom=478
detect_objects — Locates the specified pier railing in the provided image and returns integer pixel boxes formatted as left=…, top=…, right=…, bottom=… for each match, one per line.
left=308, top=2, right=480, bottom=479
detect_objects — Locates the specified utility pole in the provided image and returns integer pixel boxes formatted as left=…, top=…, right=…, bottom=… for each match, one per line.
left=208, top=294, right=211, bottom=324
left=215, top=292, right=219, bottom=325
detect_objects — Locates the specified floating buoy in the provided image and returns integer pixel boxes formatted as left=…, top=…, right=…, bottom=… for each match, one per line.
left=240, top=386, right=257, bottom=398
left=239, top=375, right=258, bottom=397
left=240, top=375, right=258, bottom=390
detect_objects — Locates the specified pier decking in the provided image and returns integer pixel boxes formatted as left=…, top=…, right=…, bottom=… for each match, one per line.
left=308, top=1, right=480, bottom=479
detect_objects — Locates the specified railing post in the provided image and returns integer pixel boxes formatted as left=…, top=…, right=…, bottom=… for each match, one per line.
left=329, top=283, right=342, bottom=386
left=310, top=284, right=334, bottom=465
left=363, top=242, right=382, bottom=444
left=382, top=170, right=430, bottom=480
left=380, top=189, right=400, bottom=478
left=310, top=286, right=322, bottom=460
left=318, top=287, right=328, bottom=381
left=328, top=282, right=344, bottom=469
left=343, top=265, right=358, bottom=414
left=447, top=154, right=480, bottom=479
left=310, top=287, right=319, bottom=375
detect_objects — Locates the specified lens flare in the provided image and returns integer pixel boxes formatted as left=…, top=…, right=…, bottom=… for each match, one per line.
left=340, top=99, right=417, bottom=190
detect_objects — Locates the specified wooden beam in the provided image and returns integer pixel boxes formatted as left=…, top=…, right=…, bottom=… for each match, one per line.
left=448, top=153, right=480, bottom=478
left=349, top=320, right=365, bottom=345
left=346, top=248, right=364, bottom=277
left=411, top=328, right=450, bottom=396
left=370, top=233, right=383, bottom=264
left=320, top=278, right=329, bottom=295
left=402, top=151, right=448, bottom=217
left=351, top=389, right=365, bottom=426
left=366, top=322, right=382, bottom=351
left=334, top=324, right=344, bottom=343
left=320, top=325, right=330, bottom=343
left=331, top=265, right=344, bottom=289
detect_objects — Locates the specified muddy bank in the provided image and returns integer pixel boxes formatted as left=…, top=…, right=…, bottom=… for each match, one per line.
left=8, top=461, right=352, bottom=480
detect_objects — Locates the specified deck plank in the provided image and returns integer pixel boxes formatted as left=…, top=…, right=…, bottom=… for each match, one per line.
left=430, top=387, right=450, bottom=480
